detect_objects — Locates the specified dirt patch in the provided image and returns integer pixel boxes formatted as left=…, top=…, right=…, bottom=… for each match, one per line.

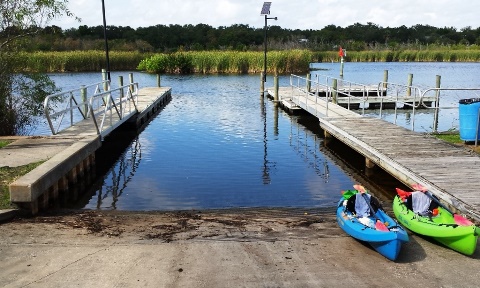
left=4, top=208, right=338, bottom=243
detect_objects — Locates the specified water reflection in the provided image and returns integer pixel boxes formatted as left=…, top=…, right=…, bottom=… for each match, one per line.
left=95, top=137, right=142, bottom=209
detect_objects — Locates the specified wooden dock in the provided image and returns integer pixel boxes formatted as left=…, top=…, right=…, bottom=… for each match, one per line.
left=268, top=87, right=480, bottom=222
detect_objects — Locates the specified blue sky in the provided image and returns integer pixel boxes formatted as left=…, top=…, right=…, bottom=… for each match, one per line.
left=51, top=0, right=480, bottom=30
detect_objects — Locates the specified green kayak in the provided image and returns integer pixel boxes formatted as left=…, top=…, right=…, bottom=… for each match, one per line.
left=393, top=190, right=479, bottom=255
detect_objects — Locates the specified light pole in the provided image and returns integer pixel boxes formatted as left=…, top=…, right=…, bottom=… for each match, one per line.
left=101, top=0, right=111, bottom=82
left=261, top=2, right=277, bottom=83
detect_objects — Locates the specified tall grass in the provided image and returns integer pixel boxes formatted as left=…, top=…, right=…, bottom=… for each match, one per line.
left=138, top=50, right=318, bottom=74
left=13, top=49, right=480, bottom=74
left=15, top=51, right=148, bottom=72
left=345, top=50, right=480, bottom=62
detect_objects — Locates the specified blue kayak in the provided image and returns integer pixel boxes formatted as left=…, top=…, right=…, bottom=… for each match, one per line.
left=336, top=190, right=409, bottom=261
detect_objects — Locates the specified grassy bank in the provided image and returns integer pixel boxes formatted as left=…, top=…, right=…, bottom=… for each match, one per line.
left=12, top=49, right=480, bottom=74
left=15, top=51, right=149, bottom=72
left=0, top=162, right=44, bottom=209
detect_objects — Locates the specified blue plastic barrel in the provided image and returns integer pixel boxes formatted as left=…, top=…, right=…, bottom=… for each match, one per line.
left=459, top=98, right=480, bottom=141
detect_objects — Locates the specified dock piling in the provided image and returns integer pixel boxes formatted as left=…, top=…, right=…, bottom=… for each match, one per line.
left=383, top=70, right=388, bottom=96
left=433, top=75, right=442, bottom=132
left=260, top=72, right=265, bottom=96
left=407, top=73, right=413, bottom=97
left=332, top=79, right=338, bottom=104
left=274, top=74, right=279, bottom=102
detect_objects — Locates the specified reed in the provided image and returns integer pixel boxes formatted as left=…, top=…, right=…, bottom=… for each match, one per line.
left=13, top=49, right=480, bottom=74
left=138, top=50, right=317, bottom=74
left=343, top=50, right=480, bottom=62
left=15, top=51, right=147, bottom=72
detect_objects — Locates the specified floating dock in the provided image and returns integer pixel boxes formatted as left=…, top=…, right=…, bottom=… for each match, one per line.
left=268, top=87, right=480, bottom=222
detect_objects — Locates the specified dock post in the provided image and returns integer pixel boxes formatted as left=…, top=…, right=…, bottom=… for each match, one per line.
left=119, top=76, right=124, bottom=97
left=129, top=73, right=134, bottom=93
left=119, top=76, right=124, bottom=116
left=306, top=73, right=311, bottom=93
left=433, top=75, right=441, bottom=133
left=157, top=74, right=161, bottom=87
left=407, top=73, right=413, bottom=97
left=81, top=85, right=87, bottom=118
left=274, top=74, right=279, bottom=102
left=365, top=158, right=376, bottom=169
left=340, top=57, right=344, bottom=77
left=260, top=72, right=265, bottom=96
left=102, top=69, right=108, bottom=91
left=332, top=79, right=338, bottom=104
left=383, top=70, right=388, bottom=96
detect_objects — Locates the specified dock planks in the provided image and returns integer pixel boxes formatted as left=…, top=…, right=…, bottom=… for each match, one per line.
left=269, top=87, right=480, bottom=221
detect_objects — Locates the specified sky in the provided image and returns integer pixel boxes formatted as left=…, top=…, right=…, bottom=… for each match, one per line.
left=51, top=0, right=480, bottom=31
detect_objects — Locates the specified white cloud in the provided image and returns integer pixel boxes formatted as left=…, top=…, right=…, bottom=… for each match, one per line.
left=50, top=0, right=480, bottom=30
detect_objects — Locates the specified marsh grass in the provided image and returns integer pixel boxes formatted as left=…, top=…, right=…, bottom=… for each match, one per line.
left=138, top=50, right=320, bottom=74
left=13, top=49, right=480, bottom=73
left=16, top=51, right=148, bottom=72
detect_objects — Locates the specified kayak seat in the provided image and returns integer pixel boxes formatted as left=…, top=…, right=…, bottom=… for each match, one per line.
left=405, top=192, right=439, bottom=216
left=346, top=193, right=382, bottom=216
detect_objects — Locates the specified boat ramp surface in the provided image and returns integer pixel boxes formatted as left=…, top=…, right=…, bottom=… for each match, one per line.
left=268, top=87, right=480, bottom=222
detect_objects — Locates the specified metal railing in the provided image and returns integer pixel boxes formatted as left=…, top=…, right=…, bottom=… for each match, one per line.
left=289, top=75, right=480, bottom=143
left=44, top=80, right=110, bottom=135
left=289, top=74, right=378, bottom=116
left=44, top=80, right=139, bottom=139
left=88, top=82, right=139, bottom=138
left=376, top=82, right=424, bottom=131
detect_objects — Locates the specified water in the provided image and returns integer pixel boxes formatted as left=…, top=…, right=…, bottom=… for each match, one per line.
left=39, top=62, right=480, bottom=211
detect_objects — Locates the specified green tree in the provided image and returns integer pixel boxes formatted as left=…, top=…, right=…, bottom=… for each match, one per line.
left=0, top=0, right=77, bottom=135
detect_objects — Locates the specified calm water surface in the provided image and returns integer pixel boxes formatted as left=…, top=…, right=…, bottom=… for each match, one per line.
left=43, top=62, right=480, bottom=210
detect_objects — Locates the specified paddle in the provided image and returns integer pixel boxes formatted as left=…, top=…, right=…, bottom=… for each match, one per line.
left=353, top=184, right=389, bottom=231
left=412, top=183, right=474, bottom=226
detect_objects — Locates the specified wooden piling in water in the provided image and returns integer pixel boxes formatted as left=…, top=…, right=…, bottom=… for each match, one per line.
left=433, top=75, right=442, bottom=132
left=102, top=69, right=108, bottom=91
left=306, top=73, right=311, bottom=92
left=332, top=79, right=338, bottom=104
left=407, top=73, right=413, bottom=96
left=129, top=73, right=135, bottom=92
left=383, top=70, right=388, bottom=96
left=274, top=75, right=279, bottom=102
left=260, top=72, right=265, bottom=95
left=81, top=85, right=87, bottom=116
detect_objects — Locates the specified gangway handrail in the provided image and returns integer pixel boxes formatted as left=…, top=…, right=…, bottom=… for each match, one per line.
left=88, top=82, right=139, bottom=138
left=290, top=74, right=375, bottom=115
left=44, top=80, right=110, bottom=135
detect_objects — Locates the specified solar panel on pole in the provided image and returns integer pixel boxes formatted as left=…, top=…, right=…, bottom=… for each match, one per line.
left=261, top=2, right=271, bottom=15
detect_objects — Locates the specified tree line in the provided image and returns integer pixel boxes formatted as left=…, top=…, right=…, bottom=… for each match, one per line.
left=23, top=22, right=480, bottom=53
